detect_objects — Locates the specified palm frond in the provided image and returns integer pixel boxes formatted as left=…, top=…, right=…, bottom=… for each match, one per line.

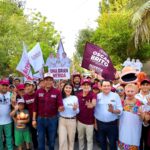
left=131, top=1, right=150, bottom=48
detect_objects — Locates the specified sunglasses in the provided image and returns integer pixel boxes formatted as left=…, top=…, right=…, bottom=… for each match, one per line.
left=116, top=89, right=124, bottom=93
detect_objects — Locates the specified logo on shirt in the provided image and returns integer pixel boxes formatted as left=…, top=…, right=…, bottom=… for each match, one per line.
left=110, top=99, right=115, bottom=102
left=26, top=99, right=34, bottom=104
left=51, top=95, right=57, bottom=98
left=39, top=93, right=44, bottom=97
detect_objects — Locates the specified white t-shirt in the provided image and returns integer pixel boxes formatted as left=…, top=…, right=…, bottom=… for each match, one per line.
left=135, top=92, right=149, bottom=104
left=0, top=92, right=12, bottom=125
left=60, top=95, right=79, bottom=118
left=95, top=92, right=123, bottom=122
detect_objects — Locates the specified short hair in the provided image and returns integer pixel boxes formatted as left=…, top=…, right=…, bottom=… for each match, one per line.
left=101, top=80, right=112, bottom=86
left=125, top=83, right=138, bottom=92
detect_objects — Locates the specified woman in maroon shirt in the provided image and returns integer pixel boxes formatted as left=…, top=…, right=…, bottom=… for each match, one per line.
left=76, top=79, right=96, bottom=150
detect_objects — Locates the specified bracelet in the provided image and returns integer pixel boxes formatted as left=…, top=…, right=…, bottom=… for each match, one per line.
left=32, top=119, right=36, bottom=121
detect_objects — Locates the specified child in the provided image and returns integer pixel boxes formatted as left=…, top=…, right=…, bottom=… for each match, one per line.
left=10, top=99, right=31, bottom=150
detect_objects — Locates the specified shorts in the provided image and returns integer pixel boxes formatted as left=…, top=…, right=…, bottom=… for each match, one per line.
left=14, top=129, right=31, bottom=146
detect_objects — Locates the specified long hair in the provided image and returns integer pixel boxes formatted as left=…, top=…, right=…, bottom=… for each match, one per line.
left=62, top=81, right=75, bottom=99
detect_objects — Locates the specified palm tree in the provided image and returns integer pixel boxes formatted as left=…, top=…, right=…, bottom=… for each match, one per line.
left=131, top=0, right=150, bottom=49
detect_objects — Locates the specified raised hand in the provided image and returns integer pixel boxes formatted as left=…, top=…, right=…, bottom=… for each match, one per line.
left=85, top=100, right=94, bottom=108
left=73, top=103, right=78, bottom=111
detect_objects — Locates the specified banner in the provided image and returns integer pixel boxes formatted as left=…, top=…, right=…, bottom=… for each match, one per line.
left=28, top=43, right=44, bottom=72
left=48, top=67, right=70, bottom=80
left=82, top=42, right=116, bottom=80
left=16, top=44, right=33, bottom=80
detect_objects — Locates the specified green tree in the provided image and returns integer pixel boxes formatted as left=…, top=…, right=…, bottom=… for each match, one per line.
left=75, top=0, right=150, bottom=71
left=0, top=0, right=60, bottom=76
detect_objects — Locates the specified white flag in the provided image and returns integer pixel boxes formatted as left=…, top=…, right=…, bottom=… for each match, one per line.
left=33, top=68, right=44, bottom=80
left=16, top=44, right=33, bottom=80
left=28, top=43, right=44, bottom=72
left=57, top=40, right=65, bottom=60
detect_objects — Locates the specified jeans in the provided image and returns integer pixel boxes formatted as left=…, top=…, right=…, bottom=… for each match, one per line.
left=97, top=120, right=118, bottom=150
left=37, top=116, right=58, bottom=150
left=29, top=121, right=38, bottom=149
left=0, top=123, right=13, bottom=150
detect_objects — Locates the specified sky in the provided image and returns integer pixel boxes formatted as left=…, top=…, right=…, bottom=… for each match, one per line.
left=25, top=0, right=100, bottom=58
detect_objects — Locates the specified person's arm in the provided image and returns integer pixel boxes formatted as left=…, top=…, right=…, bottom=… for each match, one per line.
left=10, top=104, right=18, bottom=117
left=32, top=91, right=38, bottom=128
left=11, top=92, right=17, bottom=108
left=57, top=90, right=64, bottom=112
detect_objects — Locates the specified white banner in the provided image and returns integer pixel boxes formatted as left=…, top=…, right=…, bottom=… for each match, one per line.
left=28, top=43, right=44, bottom=72
left=16, top=44, right=33, bottom=80
left=48, top=67, right=70, bottom=80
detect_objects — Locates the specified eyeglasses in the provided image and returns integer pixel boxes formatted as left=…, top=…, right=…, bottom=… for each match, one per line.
left=116, top=89, right=124, bottom=93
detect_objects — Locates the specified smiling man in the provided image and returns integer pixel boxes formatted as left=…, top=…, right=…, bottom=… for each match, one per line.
left=95, top=80, right=122, bottom=150
left=32, top=73, right=64, bottom=150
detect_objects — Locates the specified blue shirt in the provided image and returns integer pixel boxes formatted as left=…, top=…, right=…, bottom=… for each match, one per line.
left=95, top=92, right=123, bottom=122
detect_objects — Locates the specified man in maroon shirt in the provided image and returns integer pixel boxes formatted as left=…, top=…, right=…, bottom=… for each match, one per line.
left=24, top=80, right=38, bottom=150
left=32, top=73, right=64, bottom=150
left=76, top=79, right=96, bottom=150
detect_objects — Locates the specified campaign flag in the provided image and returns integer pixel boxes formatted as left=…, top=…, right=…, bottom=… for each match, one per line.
left=57, top=39, right=65, bottom=60
left=28, top=43, right=44, bottom=72
left=81, top=42, right=116, bottom=80
left=33, top=68, right=44, bottom=80
left=16, top=44, right=33, bottom=80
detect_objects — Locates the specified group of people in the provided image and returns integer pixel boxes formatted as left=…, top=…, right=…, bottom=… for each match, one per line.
left=45, top=52, right=71, bottom=69
left=0, top=71, right=150, bottom=150
left=122, top=58, right=143, bottom=71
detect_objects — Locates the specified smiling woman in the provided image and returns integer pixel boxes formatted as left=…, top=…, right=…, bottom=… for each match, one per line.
left=59, top=81, right=79, bottom=150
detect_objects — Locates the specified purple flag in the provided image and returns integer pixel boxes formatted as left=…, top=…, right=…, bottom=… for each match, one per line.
left=81, top=42, right=116, bottom=80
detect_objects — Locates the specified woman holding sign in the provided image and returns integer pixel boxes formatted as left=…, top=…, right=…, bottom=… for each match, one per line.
left=59, top=82, right=79, bottom=150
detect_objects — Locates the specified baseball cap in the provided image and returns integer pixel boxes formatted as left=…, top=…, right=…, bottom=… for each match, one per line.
left=72, top=73, right=81, bottom=78
left=1, top=80, right=9, bottom=86
left=14, top=77, right=21, bottom=81
left=25, top=80, right=34, bottom=85
left=92, top=84, right=99, bottom=90
left=44, top=73, right=53, bottom=79
left=17, top=98, right=25, bottom=104
left=141, top=79, right=150, bottom=85
left=17, top=84, right=25, bottom=90
left=81, top=79, right=91, bottom=85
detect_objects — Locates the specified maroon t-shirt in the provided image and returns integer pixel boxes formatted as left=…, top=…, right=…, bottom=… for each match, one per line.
left=33, top=87, right=63, bottom=118
left=76, top=91, right=96, bottom=125
left=23, top=93, right=35, bottom=119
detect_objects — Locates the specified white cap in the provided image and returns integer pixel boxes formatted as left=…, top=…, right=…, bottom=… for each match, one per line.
left=17, top=98, right=25, bottom=104
left=25, top=80, right=34, bottom=85
left=44, top=73, right=53, bottom=79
